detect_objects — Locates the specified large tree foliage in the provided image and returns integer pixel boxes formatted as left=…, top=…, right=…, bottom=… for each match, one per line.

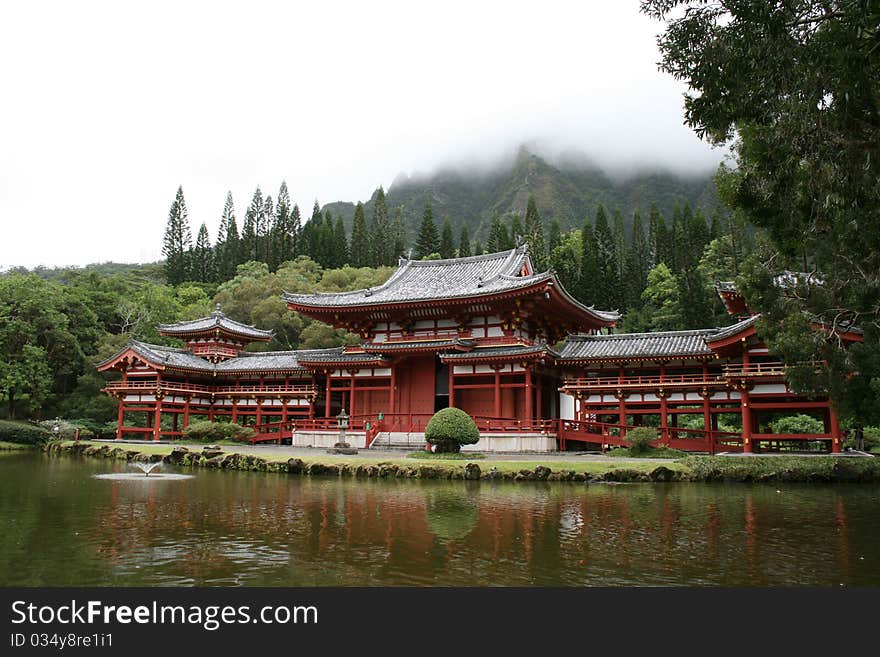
left=643, top=0, right=880, bottom=420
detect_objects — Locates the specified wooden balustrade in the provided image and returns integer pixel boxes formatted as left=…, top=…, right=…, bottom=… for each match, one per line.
left=104, top=380, right=317, bottom=397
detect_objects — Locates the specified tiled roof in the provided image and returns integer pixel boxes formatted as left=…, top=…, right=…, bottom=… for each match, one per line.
left=126, top=341, right=215, bottom=371
left=283, top=245, right=618, bottom=323
left=158, top=306, right=272, bottom=340
left=295, top=348, right=390, bottom=366
left=215, top=351, right=307, bottom=373
left=708, top=315, right=760, bottom=342
left=558, top=330, right=716, bottom=361
left=440, top=344, right=556, bottom=361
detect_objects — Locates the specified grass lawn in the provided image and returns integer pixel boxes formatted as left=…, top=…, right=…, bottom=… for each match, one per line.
left=0, top=441, right=34, bottom=450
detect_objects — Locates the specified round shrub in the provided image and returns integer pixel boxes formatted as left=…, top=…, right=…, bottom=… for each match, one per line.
left=626, top=427, right=658, bottom=455
left=183, top=420, right=255, bottom=442
left=773, top=414, right=824, bottom=434
left=0, top=420, right=52, bottom=445
left=425, top=408, right=479, bottom=453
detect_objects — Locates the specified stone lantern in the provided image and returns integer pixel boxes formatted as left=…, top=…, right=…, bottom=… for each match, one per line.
left=328, top=408, right=358, bottom=455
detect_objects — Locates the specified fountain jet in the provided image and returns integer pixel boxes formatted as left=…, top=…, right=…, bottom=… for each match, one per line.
left=130, top=461, right=162, bottom=476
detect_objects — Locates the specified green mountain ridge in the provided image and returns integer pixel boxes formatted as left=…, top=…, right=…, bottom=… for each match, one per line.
left=322, top=146, right=719, bottom=246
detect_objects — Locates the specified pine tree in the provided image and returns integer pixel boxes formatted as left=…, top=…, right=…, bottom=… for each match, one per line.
left=241, top=187, right=262, bottom=262
left=486, top=214, right=509, bottom=253
left=439, top=216, right=455, bottom=259
left=369, top=187, right=390, bottom=266
left=333, top=214, right=349, bottom=266
left=193, top=223, right=213, bottom=282
left=593, top=204, right=618, bottom=310
left=261, top=194, right=274, bottom=264
left=320, top=210, right=335, bottom=268
left=580, top=220, right=600, bottom=305
left=524, top=194, right=546, bottom=269
left=224, top=213, right=241, bottom=279
left=350, top=202, right=369, bottom=267
left=162, top=186, right=192, bottom=285
left=458, top=224, right=471, bottom=257
left=290, top=203, right=302, bottom=257
left=415, top=198, right=439, bottom=259
left=548, top=217, right=562, bottom=255
left=510, top=214, right=524, bottom=246
left=648, top=203, right=668, bottom=267
left=214, top=191, right=237, bottom=281
left=391, top=206, right=407, bottom=260
left=270, top=181, right=294, bottom=269
left=472, top=240, right=483, bottom=256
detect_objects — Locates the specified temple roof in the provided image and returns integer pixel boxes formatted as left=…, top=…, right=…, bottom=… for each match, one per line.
left=158, top=305, right=273, bottom=341
left=440, top=343, right=556, bottom=362
left=362, top=338, right=476, bottom=352
left=707, top=315, right=760, bottom=343
left=295, top=348, right=391, bottom=366
left=558, top=329, right=716, bottom=362
left=283, top=245, right=619, bottom=324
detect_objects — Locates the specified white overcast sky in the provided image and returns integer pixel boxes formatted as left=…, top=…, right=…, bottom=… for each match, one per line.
left=0, top=1, right=723, bottom=269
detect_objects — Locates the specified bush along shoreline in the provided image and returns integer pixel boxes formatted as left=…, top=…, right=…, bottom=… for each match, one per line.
left=41, top=441, right=880, bottom=484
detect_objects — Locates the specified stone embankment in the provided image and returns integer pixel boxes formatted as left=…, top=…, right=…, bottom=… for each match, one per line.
left=43, top=441, right=880, bottom=484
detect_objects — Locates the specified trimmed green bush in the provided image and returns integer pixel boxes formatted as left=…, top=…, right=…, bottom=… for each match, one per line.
left=183, top=420, right=255, bottom=442
left=425, top=408, right=480, bottom=453
left=626, top=427, right=658, bottom=455
left=773, top=414, right=824, bottom=434
left=0, top=420, right=52, bottom=445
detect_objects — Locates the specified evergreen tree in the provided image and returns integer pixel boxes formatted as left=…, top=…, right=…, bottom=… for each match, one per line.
left=580, top=220, right=600, bottom=305
left=349, top=202, right=369, bottom=267
left=391, top=206, right=406, bottom=260
left=439, top=216, right=455, bottom=259
left=162, top=185, right=192, bottom=285
left=593, top=205, right=618, bottom=310
left=458, top=224, right=471, bottom=257
left=369, top=187, right=390, bottom=266
left=548, top=217, right=562, bottom=255
left=270, top=181, right=294, bottom=269
left=486, top=214, right=509, bottom=253
left=193, top=223, right=213, bottom=282
left=647, top=202, right=667, bottom=267
left=241, top=187, right=262, bottom=262
left=472, top=240, right=483, bottom=256
left=415, top=198, right=439, bottom=259
left=261, top=194, right=274, bottom=264
left=214, top=191, right=237, bottom=281
left=290, top=203, right=302, bottom=257
left=333, top=214, right=349, bottom=266
left=319, top=210, right=335, bottom=268
left=510, top=214, right=525, bottom=246
left=524, top=194, right=546, bottom=269
left=223, top=214, right=241, bottom=279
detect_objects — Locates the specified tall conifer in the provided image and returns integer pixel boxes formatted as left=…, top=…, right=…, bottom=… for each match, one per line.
left=458, top=224, right=471, bottom=257
left=350, top=202, right=369, bottom=267
left=439, top=217, right=455, bottom=259
left=415, top=198, right=439, bottom=259
left=162, top=185, right=192, bottom=285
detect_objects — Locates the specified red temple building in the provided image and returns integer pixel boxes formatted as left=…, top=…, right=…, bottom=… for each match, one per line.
left=99, top=246, right=860, bottom=453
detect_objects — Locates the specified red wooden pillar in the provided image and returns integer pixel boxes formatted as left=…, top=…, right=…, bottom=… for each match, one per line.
left=535, top=372, right=542, bottom=424
left=494, top=368, right=501, bottom=418
left=116, top=398, right=124, bottom=440
left=231, top=398, right=239, bottom=424
left=829, top=404, right=842, bottom=453
left=659, top=364, right=668, bottom=446
left=152, top=400, right=162, bottom=441
left=389, top=365, right=396, bottom=421
left=349, top=373, right=356, bottom=417
left=448, top=364, right=455, bottom=409
left=703, top=392, right=712, bottom=453
left=183, top=397, right=191, bottom=430
left=255, top=399, right=263, bottom=429
left=741, top=388, right=753, bottom=453
left=741, top=346, right=753, bottom=453
left=325, top=373, right=332, bottom=418
left=524, top=365, right=533, bottom=421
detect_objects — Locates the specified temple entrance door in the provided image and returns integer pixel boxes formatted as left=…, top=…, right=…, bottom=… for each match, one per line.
left=435, top=361, right=450, bottom=412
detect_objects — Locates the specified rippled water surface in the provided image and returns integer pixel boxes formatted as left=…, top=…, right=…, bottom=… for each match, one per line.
left=1, top=452, right=878, bottom=586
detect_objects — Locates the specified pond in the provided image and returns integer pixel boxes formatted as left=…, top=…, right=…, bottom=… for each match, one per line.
left=1, top=452, right=878, bottom=586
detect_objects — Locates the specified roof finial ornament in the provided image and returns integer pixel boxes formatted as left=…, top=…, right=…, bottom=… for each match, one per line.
left=213, top=303, right=223, bottom=316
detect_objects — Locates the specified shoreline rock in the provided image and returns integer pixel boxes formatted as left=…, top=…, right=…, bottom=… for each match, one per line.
left=39, top=441, right=880, bottom=484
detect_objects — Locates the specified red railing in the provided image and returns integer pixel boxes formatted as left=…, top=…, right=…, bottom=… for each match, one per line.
left=561, top=372, right=725, bottom=391
left=104, top=380, right=317, bottom=397
left=557, top=419, right=743, bottom=454
left=722, top=361, right=786, bottom=378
